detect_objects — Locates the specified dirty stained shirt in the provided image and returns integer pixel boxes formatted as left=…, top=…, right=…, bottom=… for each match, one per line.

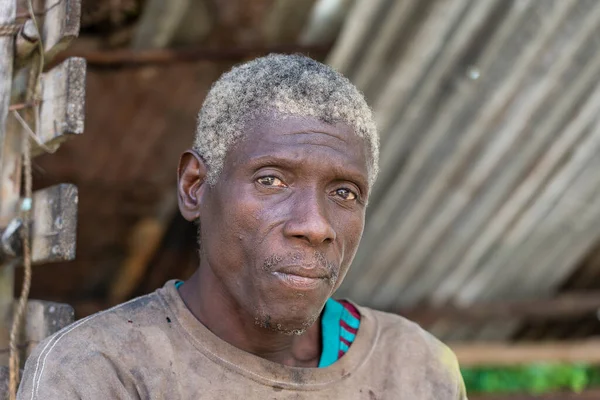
left=19, top=280, right=468, bottom=399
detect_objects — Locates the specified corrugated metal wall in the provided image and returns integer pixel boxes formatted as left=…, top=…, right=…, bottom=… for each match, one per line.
left=329, top=0, right=600, bottom=340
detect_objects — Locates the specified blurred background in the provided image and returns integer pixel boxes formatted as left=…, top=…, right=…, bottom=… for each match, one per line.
left=15, top=0, right=600, bottom=395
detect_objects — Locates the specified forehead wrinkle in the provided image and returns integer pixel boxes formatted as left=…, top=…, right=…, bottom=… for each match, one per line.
left=251, top=140, right=356, bottom=165
left=247, top=132, right=353, bottom=158
left=281, top=129, right=349, bottom=144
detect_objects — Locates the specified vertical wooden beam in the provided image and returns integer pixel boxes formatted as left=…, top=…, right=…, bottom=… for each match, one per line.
left=0, top=0, right=18, bottom=357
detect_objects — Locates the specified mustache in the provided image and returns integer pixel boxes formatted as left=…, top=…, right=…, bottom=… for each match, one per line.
left=262, top=251, right=339, bottom=281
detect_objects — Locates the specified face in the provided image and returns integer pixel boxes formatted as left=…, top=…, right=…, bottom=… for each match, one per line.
left=178, top=113, right=370, bottom=334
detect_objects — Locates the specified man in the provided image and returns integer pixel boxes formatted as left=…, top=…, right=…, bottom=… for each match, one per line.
left=19, top=54, right=467, bottom=399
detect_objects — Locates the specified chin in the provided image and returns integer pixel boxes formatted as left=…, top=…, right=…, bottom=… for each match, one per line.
left=253, top=296, right=324, bottom=335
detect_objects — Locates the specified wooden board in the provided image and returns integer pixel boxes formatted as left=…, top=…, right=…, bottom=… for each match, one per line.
left=35, top=56, right=86, bottom=155
left=31, top=183, right=77, bottom=264
left=399, top=291, right=600, bottom=325
left=0, top=299, right=73, bottom=366
left=15, top=0, right=81, bottom=63
left=453, top=339, right=600, bottom=367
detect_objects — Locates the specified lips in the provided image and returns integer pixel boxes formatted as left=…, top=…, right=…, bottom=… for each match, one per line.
left=271, top=265, right=330, bottom=290
left=275, top=265, right=330, bottom=279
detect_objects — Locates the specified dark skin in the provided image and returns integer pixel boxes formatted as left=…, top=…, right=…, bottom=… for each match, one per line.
left=177, top=113, right=370, bottom=367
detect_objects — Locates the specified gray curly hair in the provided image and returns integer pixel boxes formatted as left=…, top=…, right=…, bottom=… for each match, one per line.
left=194, top=53, right=379, bottom=187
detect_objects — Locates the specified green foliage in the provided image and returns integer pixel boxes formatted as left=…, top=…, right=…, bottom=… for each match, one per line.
left=461, top=364, right=600, bottom=394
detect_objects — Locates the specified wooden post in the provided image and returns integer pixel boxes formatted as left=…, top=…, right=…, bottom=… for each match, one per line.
left=0, top=0, right=17, bottom=362
left=0, top=0, right=84, bottom=394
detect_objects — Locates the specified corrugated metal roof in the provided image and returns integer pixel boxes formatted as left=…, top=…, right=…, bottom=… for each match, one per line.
left=329, top=0, right=600, bottom=340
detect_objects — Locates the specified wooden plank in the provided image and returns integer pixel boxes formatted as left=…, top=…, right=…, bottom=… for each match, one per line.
left=0, top=299, right=73, bottom=367
left=399, top=291, right=600, bottom=325
left=39, top=0, right=81, bottom=62
left=15, top=0, right=81, bottom=61
left=0, top=185, right=79, bottom=265
left=34, top=56, right=85, bottom=155
left=30, top=183, right=77, bottom=264
left=49, top=44, right=330, bottom=69
left=452, top=339, right=600, bottom=367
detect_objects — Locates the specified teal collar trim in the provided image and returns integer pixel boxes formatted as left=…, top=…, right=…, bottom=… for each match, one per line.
left=318, top=298, right=344, bottom=368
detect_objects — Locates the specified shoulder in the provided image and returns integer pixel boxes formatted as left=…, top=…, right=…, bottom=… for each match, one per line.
left=359, top=306, right=452, bottom=355
left=19, top=292, right=169, bottom=399
left=34, top=291, right=166, bottom=359
left=359, top=306, right=467, bottom=399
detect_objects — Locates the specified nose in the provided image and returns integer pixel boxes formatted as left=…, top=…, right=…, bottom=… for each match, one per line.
left=283, top=189, right=336, bottom=246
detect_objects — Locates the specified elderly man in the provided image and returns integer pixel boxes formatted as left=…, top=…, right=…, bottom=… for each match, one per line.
left=19, top=54, right=467, bottom=399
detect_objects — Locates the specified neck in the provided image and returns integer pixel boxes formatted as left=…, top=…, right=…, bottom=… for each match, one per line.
left=179, top=267, right=323, bottom=367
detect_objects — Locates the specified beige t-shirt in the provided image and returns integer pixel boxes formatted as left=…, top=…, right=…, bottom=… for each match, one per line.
left=19, top=281, right=467, bottom=399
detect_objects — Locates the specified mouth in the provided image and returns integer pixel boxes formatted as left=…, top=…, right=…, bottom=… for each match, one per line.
left=271, top=265, right=330, bottom=290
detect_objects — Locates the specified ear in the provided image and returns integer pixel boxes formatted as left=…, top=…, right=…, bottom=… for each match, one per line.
left=177, top=149, right=208, bottom=222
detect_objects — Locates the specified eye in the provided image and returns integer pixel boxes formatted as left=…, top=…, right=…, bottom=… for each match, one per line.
left=334, top=188, right=357, bottom=201
left=257, top=176, right=286, bottom=187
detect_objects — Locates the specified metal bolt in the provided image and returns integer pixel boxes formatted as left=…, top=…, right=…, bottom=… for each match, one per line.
left=467, top=66, right=480, bottom=80
left=21, top=197, right=32, bottom=212
left=49, top=306, right=56, bottom=314
left=0, top=219, right=24, bottom=259
left=54, top=216, right=63, bottom=229
left=51, top=245, right=60, bottom=255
